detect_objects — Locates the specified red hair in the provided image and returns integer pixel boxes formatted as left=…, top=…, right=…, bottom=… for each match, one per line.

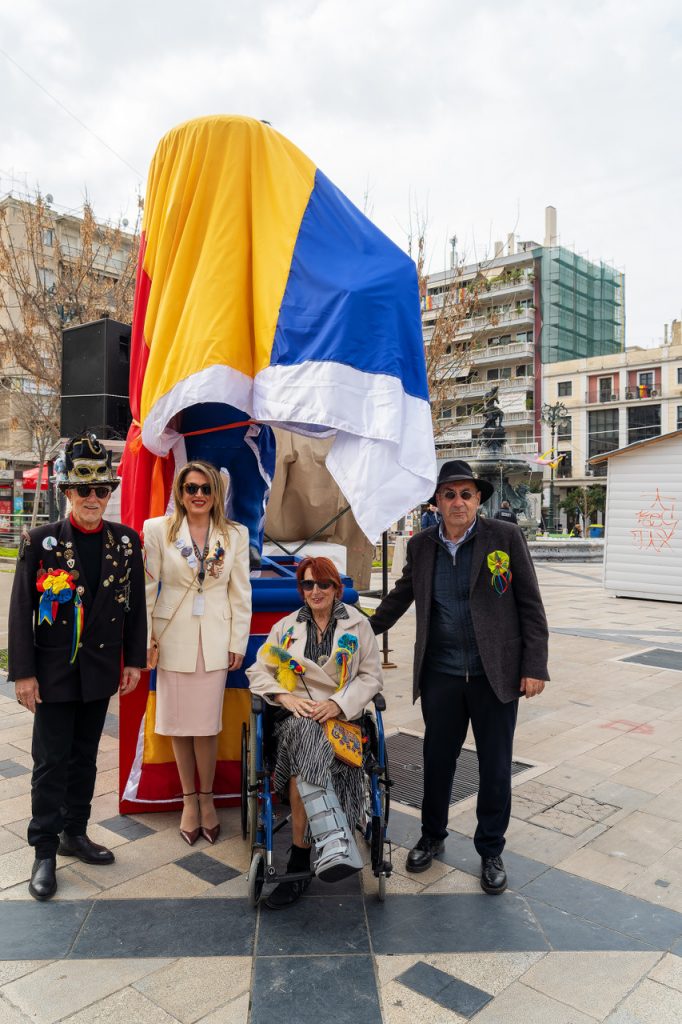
left=296, top=556, right=343, bottom=601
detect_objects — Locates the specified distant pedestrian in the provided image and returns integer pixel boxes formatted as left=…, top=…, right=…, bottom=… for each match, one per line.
left=421, top=504, right=440, bottom=530
left=493, top=501, right=518, bottom=524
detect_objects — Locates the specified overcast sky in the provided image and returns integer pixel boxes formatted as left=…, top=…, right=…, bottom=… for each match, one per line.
left=1, top=0, right=680, bottom=347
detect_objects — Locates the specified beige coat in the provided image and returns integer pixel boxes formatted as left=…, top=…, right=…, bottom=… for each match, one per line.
left=143, top=515, right=251, bottom=673
left=247, top=603, right=383, bottom=721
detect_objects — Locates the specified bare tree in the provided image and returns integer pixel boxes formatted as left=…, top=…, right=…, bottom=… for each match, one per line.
left=408, top=212, right=490, bottom=441
left=0, top=191, right=140, bottom=523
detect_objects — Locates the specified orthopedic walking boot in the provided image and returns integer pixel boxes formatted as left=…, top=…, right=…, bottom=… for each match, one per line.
left=29, top=857, right=57, bottom=901
left=480, top=855, right=507, bottom=894
left=296, top=776, right=363, bottom=882
left=58, top=833, right=115, bottom=865
left=406, top=835, right=445, bottom=873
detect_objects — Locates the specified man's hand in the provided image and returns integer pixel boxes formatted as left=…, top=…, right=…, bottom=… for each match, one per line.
left=120, top=667, right=141, bottom=695
left=310, top=699, right=341, bottom=723
left=520, top=677, right=545, bottom=699
left=274, top=693, right=315, bottom=718
left=15, top=677, right=41, bottom=714
left=228, top=652, right=244, bottom=671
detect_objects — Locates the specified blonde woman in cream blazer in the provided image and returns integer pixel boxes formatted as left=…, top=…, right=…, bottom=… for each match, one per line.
left=143, top=461, right=251, bottom=846
left=247, top=555, right=383, bottom=907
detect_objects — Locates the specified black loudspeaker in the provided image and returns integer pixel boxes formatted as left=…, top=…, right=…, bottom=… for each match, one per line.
left=61, top=318, right=132, bottom=440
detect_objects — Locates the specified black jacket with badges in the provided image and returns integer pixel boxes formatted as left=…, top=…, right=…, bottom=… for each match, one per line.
left=8, top=519, right=147, bottom=702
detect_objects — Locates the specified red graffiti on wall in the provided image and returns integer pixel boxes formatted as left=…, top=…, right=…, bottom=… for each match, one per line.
left=631, top=489, right=678, bottom=553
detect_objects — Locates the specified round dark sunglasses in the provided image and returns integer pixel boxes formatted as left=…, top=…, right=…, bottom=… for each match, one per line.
left=183, top=483, right=212, bottom=496
left=74, top=485, right=112, bottom=498
left=300, top=580, right=334, bottom=591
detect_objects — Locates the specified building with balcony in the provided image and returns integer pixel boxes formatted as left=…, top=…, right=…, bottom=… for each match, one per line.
left=423, top=207, right=625, bottom=470
left=0, top=193, right=136, bottom=465
left=541, top=327, right=682, bottom=519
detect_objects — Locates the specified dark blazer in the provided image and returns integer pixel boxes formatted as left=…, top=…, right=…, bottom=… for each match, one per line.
left=8, top=519, right=147, bottom=702
left=370, top=518, right=549, bottom=704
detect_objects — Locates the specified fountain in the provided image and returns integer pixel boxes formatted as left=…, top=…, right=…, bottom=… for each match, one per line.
left=469, top=386, right=538, bottom=523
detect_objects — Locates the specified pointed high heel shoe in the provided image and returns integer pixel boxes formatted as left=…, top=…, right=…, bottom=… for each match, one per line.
left=180, top=791, right=201, bottom=846
left=199, top=790, right=221, bottom=845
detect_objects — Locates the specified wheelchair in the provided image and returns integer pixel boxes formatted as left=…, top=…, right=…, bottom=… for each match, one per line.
left=240, top=692, right=392, bottom=906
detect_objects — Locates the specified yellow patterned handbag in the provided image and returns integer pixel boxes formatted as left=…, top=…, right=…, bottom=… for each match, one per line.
left=323, top=718, right=363, bottom=767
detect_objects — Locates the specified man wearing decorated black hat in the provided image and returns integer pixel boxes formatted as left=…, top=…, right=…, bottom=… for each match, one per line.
left=8, top=433, right=147, bottom=901
left=371, top=460, right=548, bottom=893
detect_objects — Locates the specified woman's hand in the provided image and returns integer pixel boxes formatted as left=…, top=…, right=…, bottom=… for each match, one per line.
left=228, top=652, right=244, bottom=671
left=310, top=699, right=341, bottom=723
left=274, top=693, right=315, bottom=718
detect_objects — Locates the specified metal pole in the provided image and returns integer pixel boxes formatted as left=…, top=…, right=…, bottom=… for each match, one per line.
left=380, top=530, right=396, bottom=669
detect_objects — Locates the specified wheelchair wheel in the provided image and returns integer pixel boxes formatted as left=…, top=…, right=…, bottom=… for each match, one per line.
left=240, top=723, right=248, bottom=841
left=247, top=849, right=266, bottom=907
left=247, top=714, right=258, bottom=843
left=370, top=752, right=390, bottom=869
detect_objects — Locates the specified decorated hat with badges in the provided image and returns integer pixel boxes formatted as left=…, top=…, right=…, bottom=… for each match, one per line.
left=56, top=432, right=120, bottom=492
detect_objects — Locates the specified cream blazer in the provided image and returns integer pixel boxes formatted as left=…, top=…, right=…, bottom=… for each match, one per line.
left=246, top=603, right=383, bottom=722
left=143, top=515, right=251, bottom=673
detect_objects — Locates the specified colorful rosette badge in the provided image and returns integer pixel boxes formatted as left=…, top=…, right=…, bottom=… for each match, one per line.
left=487, top=550, right=512, bottom=595
left=334, top=632, right=359, bottom=690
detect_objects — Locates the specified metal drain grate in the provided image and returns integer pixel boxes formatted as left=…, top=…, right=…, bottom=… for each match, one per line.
left=387, top=732, right=533, bottom=810
left=621, top=648, right=682, bottom=672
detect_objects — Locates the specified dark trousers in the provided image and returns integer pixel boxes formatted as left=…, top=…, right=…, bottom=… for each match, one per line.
left=28, top=698, right=109, bottom=858
left=420, top=671, right=518, bottom=858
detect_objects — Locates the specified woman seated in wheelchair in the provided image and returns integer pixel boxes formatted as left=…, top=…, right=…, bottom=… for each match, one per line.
left=247, top=556, right=383, bottom=908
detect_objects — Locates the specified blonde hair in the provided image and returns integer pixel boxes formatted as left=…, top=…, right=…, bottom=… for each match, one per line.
left=166, top=461, right=235, bottom=545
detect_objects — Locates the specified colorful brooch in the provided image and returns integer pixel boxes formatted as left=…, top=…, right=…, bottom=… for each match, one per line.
left=262, top=643, right=306, bottom=691
left=334, top=632, right=359, bottom=690
left=487, top=550, right=512, bottom=595
left=36, top=566, right=83, bottom=662
left=280, top=626, right=295, bottom=651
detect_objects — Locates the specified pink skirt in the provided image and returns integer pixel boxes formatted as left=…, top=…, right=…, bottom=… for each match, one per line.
left=154, top=643, right=227, bottom=737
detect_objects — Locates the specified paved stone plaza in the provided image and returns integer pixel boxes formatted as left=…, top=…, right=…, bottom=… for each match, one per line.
left=0, top=561, right=681, bottom=1022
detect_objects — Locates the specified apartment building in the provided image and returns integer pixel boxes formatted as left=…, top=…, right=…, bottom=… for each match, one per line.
left=423, top=207, right=625, bottom=471
left=541, top=329, right=682, bottom=513
left=0, top=193, right=136, bottom=464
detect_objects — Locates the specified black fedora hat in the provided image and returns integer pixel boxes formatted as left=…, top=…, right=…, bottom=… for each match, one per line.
left=432, top=460, right=494, bottom=503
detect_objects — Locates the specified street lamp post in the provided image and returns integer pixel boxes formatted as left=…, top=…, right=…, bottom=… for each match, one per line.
left=541, top=400, right=568, bottom=533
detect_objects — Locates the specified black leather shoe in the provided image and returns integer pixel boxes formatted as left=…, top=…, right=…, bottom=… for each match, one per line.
left=29, top=857, right=57, bottom=901
left=406, top=835, right=445, bottom=873
left=58, top=833, right=115, bottom=865
left=481, top=855, right=507, bottom=894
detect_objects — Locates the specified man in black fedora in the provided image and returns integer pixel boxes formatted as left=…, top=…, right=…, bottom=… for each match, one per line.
left=370, top=460, right=548, bottom=893
left=8, top=433, right=147, bottom=901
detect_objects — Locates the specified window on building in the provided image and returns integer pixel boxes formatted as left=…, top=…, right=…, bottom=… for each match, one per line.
left=598, top=376, right=614, bottom=402
left=628, top=405, right=661, bottom=444
left=37, top=267, right=55, bottom=291
left=638, top=371, right=654, bottom=389
left=487, top=368, right=499, bottom=380
left=677, top=405, right=682, bottom=430
left=677, top=367, right=682, bottom=385
left=557, top=416, right=572, bottom=440
left=588, top=409, right=619, bottom=477
left=516, top=364, right=531, bottom=377
left=557, top=452, right=572, bottom=478
left=42, top=228, right=54, bottom=247
left=500, top=366, right=512, bottom=379
left=558, top=381, right=572, bottom=397
left=499, top=334, right=512, bottom=345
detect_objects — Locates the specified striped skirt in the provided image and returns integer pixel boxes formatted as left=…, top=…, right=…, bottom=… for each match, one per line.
left=273, top=717, right=365, bottom=834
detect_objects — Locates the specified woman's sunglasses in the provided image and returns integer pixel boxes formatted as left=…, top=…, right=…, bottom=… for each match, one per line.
left=183, top=483, right=212, bottom=496
left=74, top=485, right=112, bottom=498
left=300, top=580, right=334, bottom=592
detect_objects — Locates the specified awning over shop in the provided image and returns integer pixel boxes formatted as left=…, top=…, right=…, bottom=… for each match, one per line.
left=23, top=465, right=48, bottom=490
